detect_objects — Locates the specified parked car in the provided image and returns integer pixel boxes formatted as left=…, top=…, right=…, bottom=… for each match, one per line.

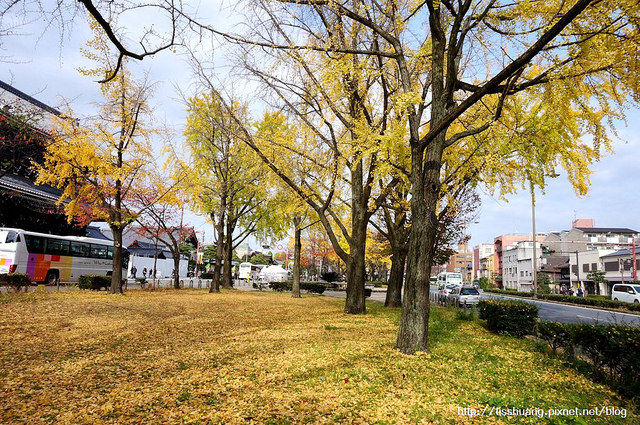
left=448, top=286, right=480, bottom=306
left=611, top=284, right=640, bottom=304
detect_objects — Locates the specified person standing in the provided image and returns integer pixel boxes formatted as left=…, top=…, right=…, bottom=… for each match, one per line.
left=131, top=266, right=137, bottom=279
left=143, top=267, right=147, bottom=278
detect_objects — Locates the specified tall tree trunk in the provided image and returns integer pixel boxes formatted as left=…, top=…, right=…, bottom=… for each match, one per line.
left=152, top=237, right=159, bottom=290
left=172, top=250, right=181, bottom=289
left=209, top=213, right=224, bottom=293
left=343, top=157, right=368, bottom=314
left=385, top=245, right=407, bottom=307
left=110, top=226, right=124, bottom=294
left=396, top=140, right=444, bottom=353
left=396, top=12, right=448, bottom=353
left=344, top=221, right=367, bottom=314
left=222, top=220, right=233, bottom=288
left=292, top=216, right=302, bottom=298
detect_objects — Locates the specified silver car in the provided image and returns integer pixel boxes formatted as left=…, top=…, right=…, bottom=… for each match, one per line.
left=448, top=286, right=480, bottom=306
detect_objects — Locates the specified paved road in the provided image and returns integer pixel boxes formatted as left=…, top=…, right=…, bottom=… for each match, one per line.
left=323, top=287, right=640, bottom=327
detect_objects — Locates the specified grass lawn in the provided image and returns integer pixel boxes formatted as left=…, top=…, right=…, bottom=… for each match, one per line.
left=0, top=290, right=635, bottom=424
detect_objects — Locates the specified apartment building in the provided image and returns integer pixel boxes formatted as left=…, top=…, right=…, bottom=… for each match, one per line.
left=501, top=241, right=541, bottom=291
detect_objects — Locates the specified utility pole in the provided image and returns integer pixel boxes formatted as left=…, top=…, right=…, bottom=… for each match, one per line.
left=633, top=236, right=637, bottom=281
left=530, top=179, right=538, bottom=298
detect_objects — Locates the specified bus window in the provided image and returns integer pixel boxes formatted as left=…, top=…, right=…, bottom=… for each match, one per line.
left=24, top=235, right=45, bottom=254
left=46, top=238, right=70, bottom=256
left=106, top=246, right=114, bottom=260
left=70, top=242, right=90, bottom=257
left=90, top=244, right=108, bottom=259
left=4, top=231, right=19, bottom=243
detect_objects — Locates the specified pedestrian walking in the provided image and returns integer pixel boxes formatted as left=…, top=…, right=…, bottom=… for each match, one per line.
left=143, top=267, right=147, bottom=278
left=131, top=266, right=137, bottom=279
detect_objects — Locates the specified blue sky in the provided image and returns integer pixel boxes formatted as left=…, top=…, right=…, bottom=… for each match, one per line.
left=2, top=10, right=639, bottom=251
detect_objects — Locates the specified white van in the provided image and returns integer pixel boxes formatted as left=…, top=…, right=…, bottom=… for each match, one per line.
left=611, top=284, right=640, bottom=304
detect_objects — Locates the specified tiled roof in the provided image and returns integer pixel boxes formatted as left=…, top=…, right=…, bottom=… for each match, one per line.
left=0, top=172, right=62, bottom=203
left=601, top=247, right=640, bottom=258
left=0, top=80, right=61, bottom=117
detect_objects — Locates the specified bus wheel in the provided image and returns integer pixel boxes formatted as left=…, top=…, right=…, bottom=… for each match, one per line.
left=45, top=270, right=58, bottom=286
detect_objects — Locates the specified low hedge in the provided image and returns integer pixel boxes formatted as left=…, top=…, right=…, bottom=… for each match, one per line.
left=485, top=288, right=640, bottom=312
left=78, top=275, right=111, bottom=291
left=200, top=273, right=215, bottom=280
left=484, top=288, right=533, bottom=298
left=537, top=321, right=640, bottom=400
left=268, top=281, right=327, bottom=294
left=303, top=282, right=327, bottom=294
left=541, top=293, right=640, bottom=312
left=478, top=299, right=538, bottom=338
left=0, top=273, right=31, bottom=292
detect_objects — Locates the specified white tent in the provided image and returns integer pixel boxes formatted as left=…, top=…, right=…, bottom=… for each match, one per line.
left=259, top=265, right=289, bottom=282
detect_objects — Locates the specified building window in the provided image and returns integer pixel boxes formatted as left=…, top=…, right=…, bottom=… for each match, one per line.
left=582, top=264, right=589, bottom=273
left=604, top=261, right=619, bottom=272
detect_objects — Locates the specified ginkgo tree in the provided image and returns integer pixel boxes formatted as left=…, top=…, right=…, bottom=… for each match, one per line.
left=217, top=0, right=640, bottom=354
left=36, top=25, right=157, bottom=294
left=24, top=0, right=640, bottom=354
left=184, top=89, right=287, bottom=292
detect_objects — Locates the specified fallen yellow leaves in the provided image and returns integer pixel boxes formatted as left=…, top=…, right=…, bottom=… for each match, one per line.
left=0, top=290, right=635, bottom=424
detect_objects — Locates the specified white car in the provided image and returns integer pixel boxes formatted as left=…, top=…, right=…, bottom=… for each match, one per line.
left=611, top=284, right=640, bottom=304
left=442, top=284, right=462, bottom=296
left=448, top=286, right=480, bottom=306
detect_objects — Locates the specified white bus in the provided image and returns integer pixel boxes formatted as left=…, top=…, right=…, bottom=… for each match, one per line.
left=0, top=228, right=128, bottom=284
left=436, top=272, right=463, bottom=288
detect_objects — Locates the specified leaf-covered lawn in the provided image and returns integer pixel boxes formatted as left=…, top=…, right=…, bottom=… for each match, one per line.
left=0, top=290, right=635, bottom=424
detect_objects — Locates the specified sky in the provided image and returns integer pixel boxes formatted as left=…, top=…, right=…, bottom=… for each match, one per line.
left=2, top=4, right=640, bottom=251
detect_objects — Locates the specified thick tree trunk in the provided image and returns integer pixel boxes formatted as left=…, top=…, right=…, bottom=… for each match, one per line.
left=222, top=221, right=233, bottom=288
left=172, top=251, right=181, bottom=289
left=344, top=221, right=367, bottom=314
left=385, top=246, right=406, bottom=307
left=396, top=143, right=443, bottom=353
left=110, top=226, right=124, bottom=294
left=292, top=217, right=302, bottom=298
left=209, top=213, right=224, bottom=293
left=343, top=156, right=369, bottom=314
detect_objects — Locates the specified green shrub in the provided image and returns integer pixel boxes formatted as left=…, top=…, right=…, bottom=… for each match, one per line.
left=200, top=273, right=214, bottom=280
left=367, top=281, right=386, bottom=288
left=536, top=322, right=640, bottom=399
left=136, top=278, right=147, bottom=287
left=269, top=281, right=292, bottom=292
left=485, top=289, right=640, bottom=312
left=267, top=281, right=327, bottom=294
left=320, top=272, right=341, bottom=283
left=536, top=321, right=572, bottom=354
left=364, top=288, right=372, bottom=298
left=78, top=275, right=111, bottom=291
left=541, top=293, right=640, bottom=312
left=586, top=294, right=610, bottom=301
left=484, top=288, right=533, bottom=298
left=478, top=299, right=538, bottom=338
left=301, top=282, right=326, bottom=294
left=0, top=273, right=31, bottom=292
